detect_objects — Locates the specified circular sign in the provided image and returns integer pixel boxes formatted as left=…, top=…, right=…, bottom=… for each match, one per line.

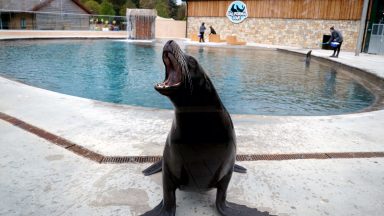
left=226, top=1, right=248, bottom=24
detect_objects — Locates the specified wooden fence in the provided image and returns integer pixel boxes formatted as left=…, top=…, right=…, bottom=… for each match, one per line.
left=187, top=0, right=363, bottom=20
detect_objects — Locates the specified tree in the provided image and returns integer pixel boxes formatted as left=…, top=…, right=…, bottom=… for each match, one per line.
left=82, top=0, right=103, bottom=3
left=84, top=0, right=101, bottom=14
left=119, top=0, right=137, bottom=16
left=139, top=0, right=155, bottom=9
left=100, top=0, right=115, bottom=15
left=175, top=2, right=186, bottom=20
left=137, top=0, right=182, bottom=18
left=132, top=0, right=140, bottom=8
left=139, top=0, right=168, bottom=17
left=168, top=0, right=178, bottom=19
left=109, top=0, right=127, bottom=16
left=155, top=0, right=169, bottom=18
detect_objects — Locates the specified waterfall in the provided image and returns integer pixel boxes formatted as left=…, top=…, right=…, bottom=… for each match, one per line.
left=126, top=9, right=157, bottom=40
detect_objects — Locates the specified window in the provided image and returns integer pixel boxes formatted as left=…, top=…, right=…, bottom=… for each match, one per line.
left=20, top=17, right=26, bottom=29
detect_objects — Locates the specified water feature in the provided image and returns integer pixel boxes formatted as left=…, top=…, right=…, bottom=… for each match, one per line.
left=0, top=39, right=377, bottom=116
left=126, top=9, right=156, bottom=40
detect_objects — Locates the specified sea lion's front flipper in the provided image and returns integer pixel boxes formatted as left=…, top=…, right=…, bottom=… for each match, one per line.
left=217, top=202, right=273, bottom=216
left=143, top=160, right=247, bottom=176
left=140, top=201, right=175, bottom=216
left=141, top=163, right=177, bottom=216
left=216, top=172, right=274, bottom=216
left=234, top=164, right=247, bottom=173
left=142, top=160, right=162, bottom=176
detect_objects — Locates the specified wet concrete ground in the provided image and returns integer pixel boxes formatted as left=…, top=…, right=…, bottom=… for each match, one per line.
left=1, top=120, right=383, bottom=216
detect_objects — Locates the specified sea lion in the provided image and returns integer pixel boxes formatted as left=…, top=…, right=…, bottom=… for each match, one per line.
left=141, top=40, right=273, bottom=216
left=305, top=50, right=312, bottom=66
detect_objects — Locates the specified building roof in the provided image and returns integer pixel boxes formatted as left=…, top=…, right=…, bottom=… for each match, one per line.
left=0, top=0, right=91, bottom=14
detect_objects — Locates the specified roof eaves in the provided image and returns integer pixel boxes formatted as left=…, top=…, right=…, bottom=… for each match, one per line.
left=31, top=0, right=92, bottom=14
left=71, top=0, right=92, bottom=14
left=31, top=0, right=54, bottom=11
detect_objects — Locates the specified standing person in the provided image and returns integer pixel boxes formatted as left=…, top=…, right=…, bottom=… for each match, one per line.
left=328, top=26, right=343, bottom=58
left=209, top=25, right=217, bottom=35
left=199, top=22, right=206, bottom=43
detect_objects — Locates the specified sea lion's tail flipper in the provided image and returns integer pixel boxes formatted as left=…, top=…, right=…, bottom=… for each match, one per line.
left=234, top=164, right=247, bottom=173
left=142, top=160, right=162, bottom=176
left=143, top=160, right=247, bottom=176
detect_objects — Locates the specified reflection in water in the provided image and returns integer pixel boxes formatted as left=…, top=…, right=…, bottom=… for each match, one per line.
left=198, top=46, right=204, bottom=54
left=347, top=81, right=375, bottom=105
left=0, top=40, right=376, bottom=116
left=323, top=69, right=337, bottom=98
left=104, top=43, right=128, bottom=103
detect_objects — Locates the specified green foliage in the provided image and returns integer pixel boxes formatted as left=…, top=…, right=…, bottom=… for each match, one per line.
left=131, top=0, right=140, bottom=8
left=139, top=0, right=170, bottom=18
left=84, top=0, right=101, bottom=14
left=155, top=0, right=169, bottom=18
left=87, top=0, right=185, bottom=18
left=168, top=0, right=178, bottom=19
left=175, top=3, right=186, bottom=20
left=109, top=0, right=126, bottom=15
left=119, top=0, right=137, bottom=16
left=82, top=0, right=103, bottom=3
left=139, top=0, right=155, bottom=9
left=100, top=0, right=115, bottom=15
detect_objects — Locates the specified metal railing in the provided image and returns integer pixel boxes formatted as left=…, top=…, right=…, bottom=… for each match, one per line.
left=368, top=23, right=384, bottom=55
left=0, top=10, right=127, bottom=31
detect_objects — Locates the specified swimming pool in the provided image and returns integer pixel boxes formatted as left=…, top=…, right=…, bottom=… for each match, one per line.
left=0, top=39, right=376, bottom=115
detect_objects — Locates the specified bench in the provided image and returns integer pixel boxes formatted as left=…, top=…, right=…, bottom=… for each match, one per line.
left=190, top=33, right=200, bottom=42
left=226, top=35, right=246, bottom=45
left=209, top=34, right=225, bottom=43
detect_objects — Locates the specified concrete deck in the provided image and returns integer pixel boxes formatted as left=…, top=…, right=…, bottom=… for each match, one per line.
left=1, top=38, right=384, bottom=216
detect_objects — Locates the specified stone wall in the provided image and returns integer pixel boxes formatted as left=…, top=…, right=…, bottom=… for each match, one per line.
left=188, top=17, right=360, bottom=51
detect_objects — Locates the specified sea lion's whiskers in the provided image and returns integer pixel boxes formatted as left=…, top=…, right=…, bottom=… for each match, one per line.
left=172, top=45, right=193, bottom=93
left=180, top=55, right=193, bottom=93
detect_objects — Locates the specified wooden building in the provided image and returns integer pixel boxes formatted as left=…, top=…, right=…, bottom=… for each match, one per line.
left=0, top=0, right=91, bottom=30
left=185, top=0, right=381, bottom=52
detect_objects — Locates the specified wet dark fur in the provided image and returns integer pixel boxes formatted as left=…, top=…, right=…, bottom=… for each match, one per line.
left=141, top=40, right=274, bottom=216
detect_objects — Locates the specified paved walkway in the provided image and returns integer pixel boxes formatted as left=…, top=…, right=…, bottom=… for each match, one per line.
left=0, top=30, right=127, bottom=40
left=1, top=38, right=384, bottom=215
left=1, top=120, right=383, bottom=216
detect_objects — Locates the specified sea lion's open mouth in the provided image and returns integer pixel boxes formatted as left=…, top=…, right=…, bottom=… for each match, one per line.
left=155, top=50, right=183, bottom=93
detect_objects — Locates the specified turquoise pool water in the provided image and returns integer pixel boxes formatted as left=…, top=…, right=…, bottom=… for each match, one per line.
left=0, top=39, right=375, bottom=115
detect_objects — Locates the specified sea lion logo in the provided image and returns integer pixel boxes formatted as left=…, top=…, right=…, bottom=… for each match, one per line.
left=226, top=1, right=248, bottom=23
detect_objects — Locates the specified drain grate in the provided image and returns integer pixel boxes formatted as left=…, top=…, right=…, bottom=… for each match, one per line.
left=101, top=156, right=162, bottom=164
left=0, top=112, right=103, bottom=162
left=235, top=152, right=384, bottom=161
left=2, top=111, right=384, bottom=164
